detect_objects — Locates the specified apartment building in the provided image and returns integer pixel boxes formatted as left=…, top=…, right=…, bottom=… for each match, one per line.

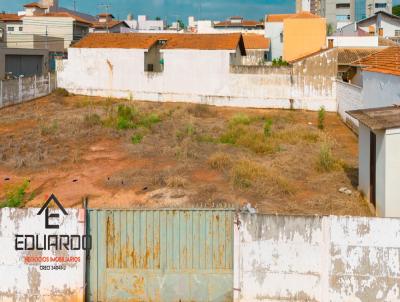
left=298, top=0, right=392, bottom=28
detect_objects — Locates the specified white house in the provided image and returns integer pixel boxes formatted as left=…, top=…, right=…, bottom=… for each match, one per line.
left=348, top=106, right=400, bottom=218
left=56, top=33, right=337, bottom=111
left=90, top=13, right=130, bottom=33
left=339, top=11, right=400, bottom=39
left=124, top=15, right=166, bottom=31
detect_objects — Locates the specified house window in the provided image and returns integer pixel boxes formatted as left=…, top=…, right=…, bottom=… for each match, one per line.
left=336, top=15, right=350, bottom=21
left=147, top=64, right=154, bottom=72
left=280, top=32, right=283, bottom=43
left=8, top=27, right=14, bottom=32
left=375, top=3, right=387, bottom=8
left=19, top=27, right=23, bottom=31
left=336, top=3, right=350, bottom=8
left=395, top=30, right=400, bottom=36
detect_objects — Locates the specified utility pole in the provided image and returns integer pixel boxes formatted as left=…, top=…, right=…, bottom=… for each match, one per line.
left=97, top=1, right=112, bottom=33
left=45, top=25, right=48, bottom=49
left=73, top=0, right=76, bottom=11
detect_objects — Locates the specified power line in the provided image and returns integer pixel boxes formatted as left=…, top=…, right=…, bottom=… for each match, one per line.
left=97, top=1, right=112, bottom=33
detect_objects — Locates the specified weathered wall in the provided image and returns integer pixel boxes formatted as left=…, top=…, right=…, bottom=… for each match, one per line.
left=0, top=208, right=85, bottom=302
left=235, top=213, right=400, bottom=302
left=56, top=47, right=337, bottom=111
left=337, top=80, right=362, bottom=129
left=362, top=70, right=400, bottom=109
left=0, top=73, right=56, bottom=109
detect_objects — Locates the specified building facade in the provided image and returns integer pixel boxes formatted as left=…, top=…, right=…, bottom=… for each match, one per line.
left=317, top=0, right=392, bottom=28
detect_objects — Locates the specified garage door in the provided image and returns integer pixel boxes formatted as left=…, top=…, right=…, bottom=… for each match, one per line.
left=5, top=54, right=43, bottom=77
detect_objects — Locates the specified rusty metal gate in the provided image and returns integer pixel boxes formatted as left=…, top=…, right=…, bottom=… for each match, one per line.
left=87, top=209, right=234, bottom=302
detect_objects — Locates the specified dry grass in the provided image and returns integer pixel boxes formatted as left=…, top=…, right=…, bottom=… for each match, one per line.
left=0, top=94, right=371, bottom=216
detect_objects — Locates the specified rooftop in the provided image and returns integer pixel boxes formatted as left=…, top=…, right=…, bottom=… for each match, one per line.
left=265, top=12, right=320, bottom=23
left=73, top=33, right=245, bottom=52
left=242, top=34, right=270, bottom=49
left=348, top=106, right=400, bottom=130
left=91, top=20, right=128, bottom=29
left=24, top=2, right=48, bottom=8
left=0, top=13, right=22, bottom=22
left=352, top=46, right=400, bottom=76
left=23, top=11, right=93, bottom=25
left=338, top=47, right=384, bottom=65
left=214, top=18, right=263, bottom=28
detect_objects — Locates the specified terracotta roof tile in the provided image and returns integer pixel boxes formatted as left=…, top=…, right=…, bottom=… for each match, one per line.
left=288, top=12, right=321, bottom=19
left=73, top=33, right=245, bottom=52
left=265, top=14, right=294, bottom=22
left=338, top=47, right=384, bottom=65
left=91, top=20, right=128, bottom=29
left=0, top=13, right=22, bottom=22
left=24, top=2, right=47, bottom=8
left=214, top=20, right=263, bottom=28
left=242, top=34, right=270, bottom=49
left=352, top=46, right=400, bottom=76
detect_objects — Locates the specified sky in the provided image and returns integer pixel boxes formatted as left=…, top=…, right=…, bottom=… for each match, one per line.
left=0, top=0, right=399, bottom=24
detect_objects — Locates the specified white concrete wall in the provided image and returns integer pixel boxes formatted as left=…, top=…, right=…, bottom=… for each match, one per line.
left=235, top=213, right=400, bottom=302
left=57, top=48, right=337, bottom=111
left=328, top=36, right=379, bottom=47
left=375, top=129, right=386, bottom=217
left=384, top=128, right=400, bottom=217
left=0, top=73, right=56, bottom=109
left=337, top=80, right=362, bottom=127
left=362, top=71, right=400, bottom=109
left=265, top=22, right=283, bottom=60
left=0, top=208, right=85, bottom=301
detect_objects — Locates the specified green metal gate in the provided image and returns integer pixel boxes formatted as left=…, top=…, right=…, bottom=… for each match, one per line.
left=87, top=209, right=234, bottom=302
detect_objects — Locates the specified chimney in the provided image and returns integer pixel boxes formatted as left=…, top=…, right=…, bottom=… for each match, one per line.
left=378, top=27, right=383, bottom=37
left=328, top=38, right=334, bottom=49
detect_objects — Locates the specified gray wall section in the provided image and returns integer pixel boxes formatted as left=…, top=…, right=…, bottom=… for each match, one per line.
left=235, top=213, right=400, bottom=302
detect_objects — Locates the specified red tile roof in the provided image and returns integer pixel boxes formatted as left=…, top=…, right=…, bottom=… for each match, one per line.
left=265, top=12, right=321, bottom=22
left=91, top=20, right=128, bottom=29
left=242, top=34, right=270, bottom=49
left=265, top=14, right=295, bottom=22
left=0, top=13, right=22, bottom=22
left=214, top=20, right=263, bottom=28
left=352, top=46, right=400, bottom=76
left=24, top=2, right=47, bottom=8
left=73, top=33, right=245, bottom=52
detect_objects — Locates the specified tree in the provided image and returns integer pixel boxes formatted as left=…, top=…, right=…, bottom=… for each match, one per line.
left=393, top=5, right=400, bottom=16
left=177, top=19, right=185, bottom=30
left=326, top=23, right=334, bottom=36
left=155, top=16, right=161, bottom=20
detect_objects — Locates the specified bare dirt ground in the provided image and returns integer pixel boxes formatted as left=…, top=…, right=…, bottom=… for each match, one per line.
left=0, top=93, right=372, bottom=216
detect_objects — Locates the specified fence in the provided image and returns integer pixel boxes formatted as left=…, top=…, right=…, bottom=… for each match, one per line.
left=1, top=207, right=400, bottom=302
left=234, top=213, right=400, bottom=302
left=0, top=72, right=56, bottom=109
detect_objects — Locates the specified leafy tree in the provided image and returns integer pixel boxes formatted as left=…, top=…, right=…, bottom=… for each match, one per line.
left=393, top=5, right=400, bottom=16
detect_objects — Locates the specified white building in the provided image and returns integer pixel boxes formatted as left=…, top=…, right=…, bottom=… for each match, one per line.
left=264, top=14, right=294, bottom=60
left=124, top=15, right=166, bottom=31
left=339, top=11, right=400, bottom=39
left=188, top=16, right=264, bottom=34
left=90, top=13, right=130, bottom=33
left=348, top=106, right=400, bottom=217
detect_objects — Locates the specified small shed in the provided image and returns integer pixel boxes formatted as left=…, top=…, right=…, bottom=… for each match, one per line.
left=348, top=106, right=400, bottom=217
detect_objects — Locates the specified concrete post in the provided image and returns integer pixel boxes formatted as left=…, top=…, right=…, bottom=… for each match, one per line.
left=48, top=72, right=51, bottom=93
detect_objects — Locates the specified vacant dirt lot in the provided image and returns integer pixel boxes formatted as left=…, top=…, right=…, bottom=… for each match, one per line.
left=0, top=93, right=371, bottom=215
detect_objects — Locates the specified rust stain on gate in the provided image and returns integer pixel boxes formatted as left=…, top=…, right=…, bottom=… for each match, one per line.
left=87, top=209, right=234, bottom=302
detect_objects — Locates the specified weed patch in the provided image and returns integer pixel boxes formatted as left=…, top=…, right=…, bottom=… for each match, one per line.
left=1, top=180, right=30, bottom=208
left=317, top=143, right=341, bottom=172
left=131, top=134, right=143, bottom=144
left=208, top=153, right=232, bottom=171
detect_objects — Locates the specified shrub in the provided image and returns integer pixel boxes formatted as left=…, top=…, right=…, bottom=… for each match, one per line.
left=54, top=88, right=69, bottom=97
left=318, top=106, right=326, bottom=130
left=263, top=119, right=273, bottom=138
left=229, top=113, right=251, bottom=126
left=272, top=58, right=289, bottom=67
left=176, top=124, right=196, bottom=141
left=84, top=113, right=101, bottom=127
left=230, top=159, right=293, bottom=196
left=317, top=143, right=338, bottom=172
left=131, top=134, right=143, bottom=144
left=1, top=180, right=30, bottom=208
left=40, top=120, right=58, bottom=136
left=139, top=113, right=161, bottom=128
left=208, top=153, right=232, bottom=171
